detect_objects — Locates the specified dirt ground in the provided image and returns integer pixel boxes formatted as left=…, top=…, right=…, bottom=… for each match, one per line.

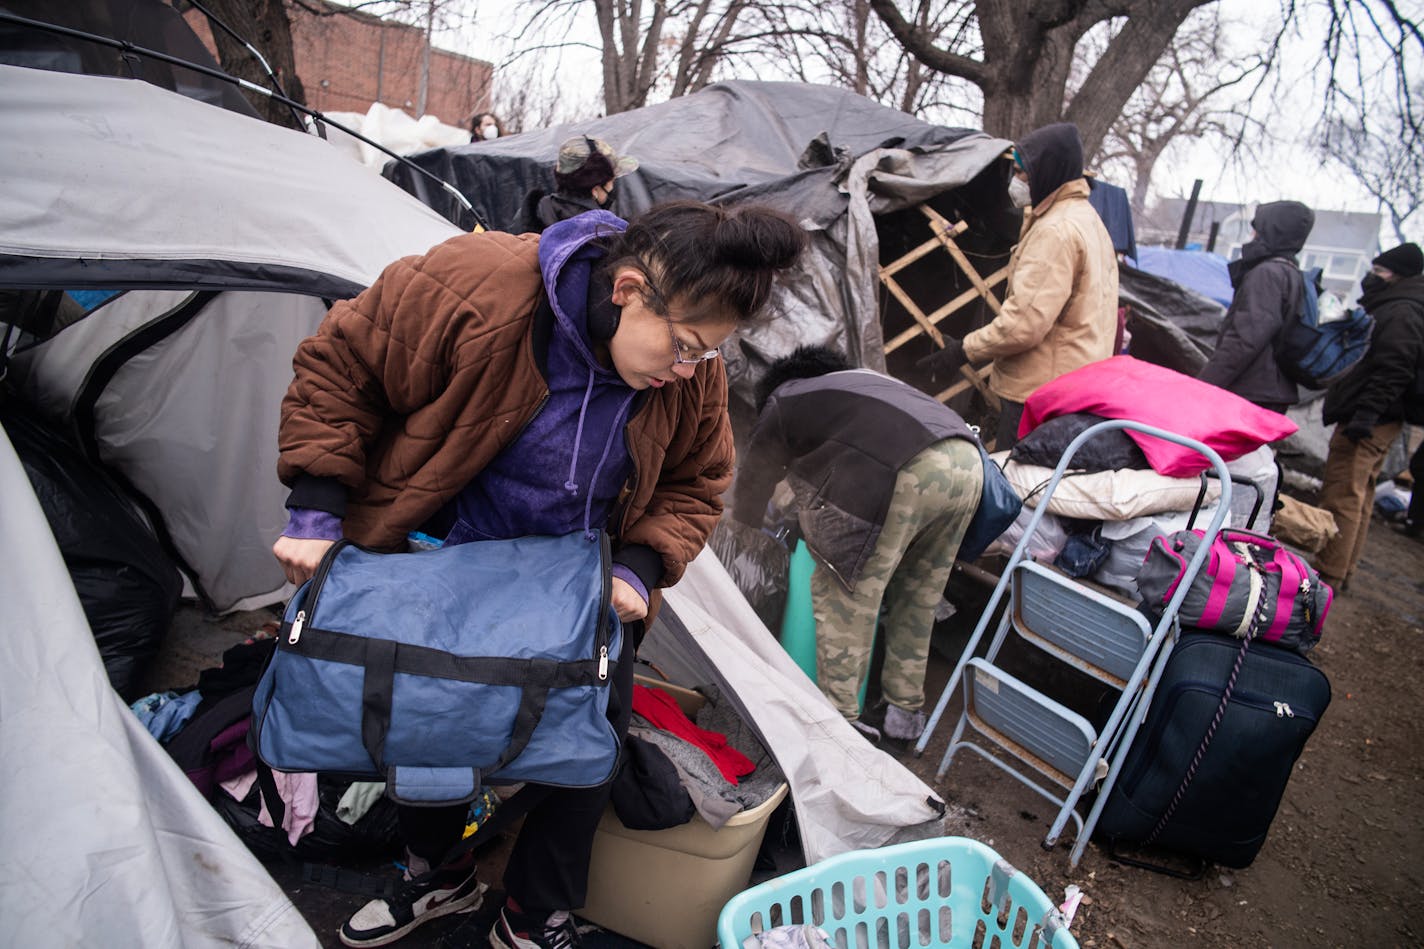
left=159, top=508, right=1424, bottom=948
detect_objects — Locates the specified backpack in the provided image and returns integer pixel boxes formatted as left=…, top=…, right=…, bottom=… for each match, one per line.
left=1275, top=266, right=1374, bottom=389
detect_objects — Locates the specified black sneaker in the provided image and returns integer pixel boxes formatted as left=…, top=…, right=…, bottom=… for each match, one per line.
left=339, top=856, right=485, bottom=948
left=489, top=906, right=582, bottom=949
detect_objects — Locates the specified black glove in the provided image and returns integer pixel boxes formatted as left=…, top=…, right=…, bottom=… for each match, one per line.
left=1342, top=412, right=1378, bottom=442
left=915, top=338, right=967, bottom=380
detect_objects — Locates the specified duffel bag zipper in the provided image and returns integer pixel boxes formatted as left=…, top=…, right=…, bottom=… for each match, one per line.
left=287, top=539, right=352, bottom=645
left=597, top=531, right=612, bottom=680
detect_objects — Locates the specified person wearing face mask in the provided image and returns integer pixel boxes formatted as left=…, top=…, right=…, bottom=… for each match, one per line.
left=273, top=201, right=806, bottom=948
left=1313, top=241, right=1424, bottom=588
left=1197, top=200, right=1317, bottom=412
left=515, top=135, right=639, bottom=235
left=470, top=111, right=503, bottom=141
left=917, top=123, right=1118, bottom=448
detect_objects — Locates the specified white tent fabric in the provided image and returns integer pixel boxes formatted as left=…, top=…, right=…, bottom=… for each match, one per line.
left=0, top=64, right=460, bottom=295
left=0, top=428, right=319, bottom=949
left=662, top=550, right=944, bottom=863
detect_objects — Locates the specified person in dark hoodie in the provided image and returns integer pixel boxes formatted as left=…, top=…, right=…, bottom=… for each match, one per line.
left=1314, top=241, right=1424, bottom=586
left=515, top=135, right=639, bottom=234
left=917, top=122, right=1118, bottom=447
left=272, top=201, right=805, bottom=948
left=1197, top=201, right=1316, bottom=412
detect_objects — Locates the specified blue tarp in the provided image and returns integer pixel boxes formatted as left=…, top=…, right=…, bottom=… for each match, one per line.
left=1132, top=246, right=1233, bottom=308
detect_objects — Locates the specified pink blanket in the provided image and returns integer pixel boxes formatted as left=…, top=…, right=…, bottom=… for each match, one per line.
left=1021, top=356, right=1298, bottom=476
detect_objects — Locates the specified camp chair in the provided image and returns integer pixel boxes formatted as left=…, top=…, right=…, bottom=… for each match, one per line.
left=916, top=420, right=1233, bottom=865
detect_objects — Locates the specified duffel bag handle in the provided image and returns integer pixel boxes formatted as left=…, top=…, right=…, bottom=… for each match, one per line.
left=360, top=642, right=559, bottom=779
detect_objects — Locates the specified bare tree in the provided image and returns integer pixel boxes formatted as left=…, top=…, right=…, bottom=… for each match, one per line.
left=1319, top=84, right=1423, bottom=244
left=189, top=0, right=308, bottom=128
left=508, top=0, right=751, bottom=115
left=746, top=0, right=980, bottom=122
left=1083, top=9, right=1268, bottom=214
left=867, top=0, right=1220, bottom=155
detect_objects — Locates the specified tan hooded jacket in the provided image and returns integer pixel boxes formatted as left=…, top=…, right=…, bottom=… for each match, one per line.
left=962, top=178, right=1119, bottom=403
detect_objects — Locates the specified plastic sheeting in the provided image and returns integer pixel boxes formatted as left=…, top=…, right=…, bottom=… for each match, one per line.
left=2, top=402, right=181, bottom=700
left=1132, top=246, right=1234, bottom=308
left=1119, top=261, right=1224, bottom=375
left=0, top=427, right=319, bottom=949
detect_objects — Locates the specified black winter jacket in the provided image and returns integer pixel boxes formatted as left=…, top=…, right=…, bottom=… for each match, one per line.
left=1322, top=275, right=1424, bottom=425
left=1198, top=201, right=1314, bottom=408
left=731, top=369, right=979, bottom=590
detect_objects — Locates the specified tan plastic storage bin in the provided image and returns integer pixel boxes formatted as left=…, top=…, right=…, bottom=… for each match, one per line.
left=578, top=677, right=788, bottom=948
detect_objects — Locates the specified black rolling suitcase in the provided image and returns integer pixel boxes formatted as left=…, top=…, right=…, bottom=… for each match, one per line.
left=1096, top=632, right=1331, bottom=868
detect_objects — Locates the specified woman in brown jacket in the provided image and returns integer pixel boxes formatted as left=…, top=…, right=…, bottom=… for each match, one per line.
left=272, top=201, right=804, bottom=948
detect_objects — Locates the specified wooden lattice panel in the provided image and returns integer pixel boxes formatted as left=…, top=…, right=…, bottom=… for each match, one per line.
left=878, top=206, right=1008, bottom=410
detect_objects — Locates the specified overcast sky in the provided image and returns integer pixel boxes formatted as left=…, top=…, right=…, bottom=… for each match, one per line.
left=392, top=1, right=1410, bottom=242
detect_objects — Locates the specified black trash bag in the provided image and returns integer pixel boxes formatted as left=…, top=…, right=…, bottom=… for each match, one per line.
left=708, top=518, right=791, bottom=632
left=1, top=399, right=181, bottom=700
left=214, top=773, right=405, bottom=864
left=1011, top=412, right=1150, bottom=473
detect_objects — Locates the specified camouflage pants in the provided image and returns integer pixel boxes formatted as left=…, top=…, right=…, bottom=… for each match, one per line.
left=811, top=437, right=983, bottom=719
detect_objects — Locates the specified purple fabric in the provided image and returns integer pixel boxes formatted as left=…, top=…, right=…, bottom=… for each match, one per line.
left=449, top=211, right=637, bottom=544
left=610, top=564, right=648, bottom=606
left=283, top=506, right=344, bottom=541
left=210, top=718, right=254, bottom=786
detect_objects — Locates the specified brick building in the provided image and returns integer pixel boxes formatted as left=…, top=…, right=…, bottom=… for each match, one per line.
left=185, top=1, right=492, bottom=130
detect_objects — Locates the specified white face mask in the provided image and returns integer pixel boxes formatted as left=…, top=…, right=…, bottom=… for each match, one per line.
left=1008, top=176, right=1031, bottom=209
left=481, top=125, right=500, bottom=141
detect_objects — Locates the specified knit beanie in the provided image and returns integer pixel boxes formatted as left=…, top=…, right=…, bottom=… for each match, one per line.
left=1373, top=242, right=1424, bottom=278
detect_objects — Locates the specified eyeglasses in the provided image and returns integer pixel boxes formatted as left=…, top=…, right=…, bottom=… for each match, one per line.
left=666, top=318, right=721, bottom=365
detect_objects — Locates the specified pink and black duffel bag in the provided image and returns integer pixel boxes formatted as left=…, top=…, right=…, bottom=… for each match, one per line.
left=1136, top=528, right=1332, bottom=653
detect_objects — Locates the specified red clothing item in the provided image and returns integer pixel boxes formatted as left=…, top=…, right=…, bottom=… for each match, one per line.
left=631, top=684, right=755, bottom=785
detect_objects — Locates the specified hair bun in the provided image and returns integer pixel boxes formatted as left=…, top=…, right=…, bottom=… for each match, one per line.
left=713, top=208, right=806, bottom=271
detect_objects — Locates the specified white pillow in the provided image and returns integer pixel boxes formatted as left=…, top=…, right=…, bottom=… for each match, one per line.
left=993, top=451, right=1222, bottom=521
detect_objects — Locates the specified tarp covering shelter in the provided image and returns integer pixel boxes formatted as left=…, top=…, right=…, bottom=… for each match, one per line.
left=389, top=80, right=1014, bottom=390
left=1132, top=246, right=1233, bottom=308
left=0, top=62, right=949, bottom=942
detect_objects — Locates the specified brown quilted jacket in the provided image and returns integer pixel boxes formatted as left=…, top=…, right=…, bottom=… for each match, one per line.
left=276, top=228, right=734, bottom=590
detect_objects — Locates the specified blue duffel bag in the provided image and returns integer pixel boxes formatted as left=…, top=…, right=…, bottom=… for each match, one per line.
left=252, top=531, right=623, bottom=805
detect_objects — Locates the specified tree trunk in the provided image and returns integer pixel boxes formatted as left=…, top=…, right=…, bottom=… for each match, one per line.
left=194, top=0, right=306, bottom=130
left=870, top=0, right=1217, bottom=154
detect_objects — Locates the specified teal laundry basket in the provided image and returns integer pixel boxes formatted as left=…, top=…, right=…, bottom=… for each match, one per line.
left=717, top=837, right=1076, bottom=949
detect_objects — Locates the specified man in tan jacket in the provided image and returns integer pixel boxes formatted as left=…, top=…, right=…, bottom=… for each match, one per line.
left=920, top=122, right=1119, bottom=447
